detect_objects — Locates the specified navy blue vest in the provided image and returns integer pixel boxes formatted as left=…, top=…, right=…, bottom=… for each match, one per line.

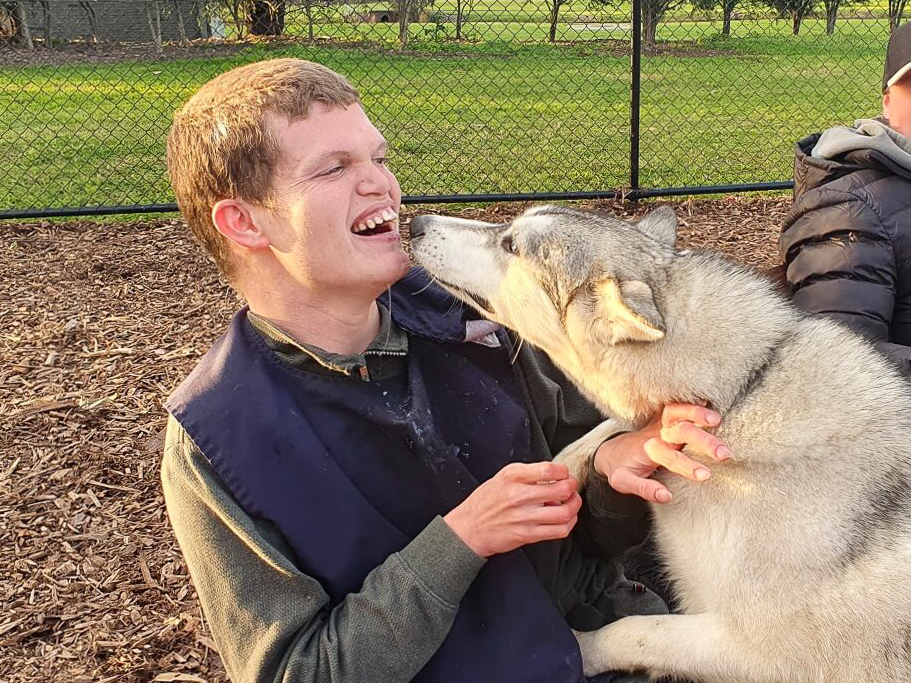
left=166, top=269, right=584, bottom=682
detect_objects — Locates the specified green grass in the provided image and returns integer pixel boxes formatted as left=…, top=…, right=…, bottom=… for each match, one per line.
left=0, top=14, right=892, bottom=213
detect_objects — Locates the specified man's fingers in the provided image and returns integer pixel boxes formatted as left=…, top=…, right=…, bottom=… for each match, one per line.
left=609, top=468, right=673, bottom=503
left=661, top=402, right=721, bottom=430
left=505, top=461, right=570, bottom=484
left=527, top=492, right=582, bottom=524
left=644, top=438, right=711, bottom=482
left=526, top=518, right=579, bottom=542
left=660, top=421, right=731, bottom=462
left=527, top=478, right=578, bottom=505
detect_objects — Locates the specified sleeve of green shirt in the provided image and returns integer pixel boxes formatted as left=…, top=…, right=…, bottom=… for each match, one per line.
left=161, top=415, right=486, bottom=683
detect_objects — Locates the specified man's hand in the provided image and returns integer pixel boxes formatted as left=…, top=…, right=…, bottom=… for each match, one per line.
left=594, top=403, right=730, bottom=504
left=443, top=462, right=581, bottom=558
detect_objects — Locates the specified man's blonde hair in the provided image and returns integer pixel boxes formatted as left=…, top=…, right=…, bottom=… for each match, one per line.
left=166, top=59, right=361, bottom=278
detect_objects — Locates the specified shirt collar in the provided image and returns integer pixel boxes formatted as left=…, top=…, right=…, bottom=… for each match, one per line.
left=247, top=304, right=408, bottom=376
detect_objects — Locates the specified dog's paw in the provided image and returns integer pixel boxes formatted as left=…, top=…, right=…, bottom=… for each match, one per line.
left=553, top=442, right=593, bottom=485
left=574, top=628, right=617, bottom=678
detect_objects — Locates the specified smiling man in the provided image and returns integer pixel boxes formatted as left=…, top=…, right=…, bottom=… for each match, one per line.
left=161, top=58, right=723, bottom=683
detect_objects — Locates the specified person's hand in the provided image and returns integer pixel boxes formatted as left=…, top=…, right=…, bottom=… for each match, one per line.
left=443, top=462, right=581, bottom=558
left=593, top=403, right=730, bottom=504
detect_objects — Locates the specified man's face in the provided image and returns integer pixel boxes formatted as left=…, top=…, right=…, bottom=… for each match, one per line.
left=884, top=77, right=911, bottom=139
left=253, top=103, right=410, bottom=296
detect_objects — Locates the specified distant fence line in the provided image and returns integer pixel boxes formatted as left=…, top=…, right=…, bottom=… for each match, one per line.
left=0, top=0, right=903, bottom=218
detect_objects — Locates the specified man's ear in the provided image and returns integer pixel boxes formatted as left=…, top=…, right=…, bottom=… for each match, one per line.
left=591, top=278, right=665, bottom=344
left=212, top=199, right=271, bottom=250
left=636, top=206, right=678, bottom=247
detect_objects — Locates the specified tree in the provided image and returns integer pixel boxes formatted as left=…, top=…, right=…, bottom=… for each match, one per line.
left=9, top=1, right=33, bottom=48
left=146, top=0, right=162, bottom=53
left=692, top=0, right=736, bottom=37
left=224, top=0, right=249, bottom=38
left=40, top=0, right=51, bottom=45
left=888, top=0, right=907, bottom=30
left=170, top=0, right=190, bottom=44
left=588, top=0, right=684, bottom=48
left=78, top=0, right=99, bottom=43
left=545, top=0, right=567, bottom=42
left=455, top=0, right=474, bottom=40
left=302, top=0, right=314, bottom=41
left=642, top=0, right=686, bottom=48
left=761, top=0, right=817, bottom=34
left=822, top=0, right=848, bottom=34
left=393, top=0, right=430, bottom=47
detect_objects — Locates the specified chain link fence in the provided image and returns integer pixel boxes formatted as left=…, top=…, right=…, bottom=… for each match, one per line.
left=0, top=0, right=902, bottom=217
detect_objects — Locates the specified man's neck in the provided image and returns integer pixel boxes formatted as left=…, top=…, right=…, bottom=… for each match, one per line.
left=247, top=293, right=382, bottom=356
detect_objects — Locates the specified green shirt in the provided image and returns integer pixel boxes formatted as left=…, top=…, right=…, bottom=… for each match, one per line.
left=161, top=306, right=654, bottom=683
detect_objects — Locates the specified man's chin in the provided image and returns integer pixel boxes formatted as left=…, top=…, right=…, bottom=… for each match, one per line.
left=366, top=251, right=412, bottom=290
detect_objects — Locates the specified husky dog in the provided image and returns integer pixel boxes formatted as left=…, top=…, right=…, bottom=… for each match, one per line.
left=410, top=205, right=911, bottom=683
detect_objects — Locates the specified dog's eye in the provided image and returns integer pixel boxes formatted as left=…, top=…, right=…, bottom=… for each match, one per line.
left=501, top=235, right=518, bottom=255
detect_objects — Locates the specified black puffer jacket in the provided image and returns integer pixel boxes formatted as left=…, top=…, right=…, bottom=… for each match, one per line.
left=780, top=132, right=911, bottom=373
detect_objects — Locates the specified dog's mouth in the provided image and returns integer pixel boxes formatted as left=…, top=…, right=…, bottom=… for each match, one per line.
left=434, top=278, right=496, bottom=318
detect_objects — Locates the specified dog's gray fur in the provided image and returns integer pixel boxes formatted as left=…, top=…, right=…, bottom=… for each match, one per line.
left=410, top=205, right=911, bottom=683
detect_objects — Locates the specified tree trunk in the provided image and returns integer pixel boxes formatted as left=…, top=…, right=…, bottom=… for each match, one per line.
left=791, top=9, right=801, bottom=34
left=455, top=0, right=462, bottom=39
left=41, top=0, right=51, bottom=45
left=643, top=7, right=659, bottom=49
left=722, top=0, right=733, bottom=37
left=303, top=0, right=313, bottom=40
left=825, top=0, right=838, bottom=34
left=548, top=0, right=560, bottom=42
left=248, top=0, right=286, bottom=35
left=228, top=0, right=244, bottom=38
left=13, top=1, right=33, bottom=49
left=892, top=0, right=906, bottom=29
left=154, top=0, right=162, bottom=46
left=147, top=0, right=162, bottom=54
left=398, top=3, right=409, bottom=47
left=172, top=0, right=188, bottom=43
left=79, top=1, right=98, bottom=44
left=196, top=0, right=210, bottom=39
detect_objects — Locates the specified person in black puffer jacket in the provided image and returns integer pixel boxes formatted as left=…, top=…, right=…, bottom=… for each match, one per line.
left=780, top=23, right=911, bottom=375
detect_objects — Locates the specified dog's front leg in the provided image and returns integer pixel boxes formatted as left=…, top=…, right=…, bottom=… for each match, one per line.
left=576, top=613, right=777, bottom=683
left=553, top=419, right=628, bottom=484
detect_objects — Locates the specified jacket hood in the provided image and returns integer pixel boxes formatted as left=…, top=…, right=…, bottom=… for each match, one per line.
left=793, top=118, right=911, bottom=199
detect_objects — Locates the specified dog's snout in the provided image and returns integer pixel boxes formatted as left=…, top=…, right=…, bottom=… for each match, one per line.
left=409, top=215, right=430, bottom=239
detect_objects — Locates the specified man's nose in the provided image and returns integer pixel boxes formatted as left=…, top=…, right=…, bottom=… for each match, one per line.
left=358, top=162, right=392, bottom=195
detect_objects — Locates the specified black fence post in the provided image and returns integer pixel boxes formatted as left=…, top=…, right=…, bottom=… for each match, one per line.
left=630, top=0, right=642, bottom=200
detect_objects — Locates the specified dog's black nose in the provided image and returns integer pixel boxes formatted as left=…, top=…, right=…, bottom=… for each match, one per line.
left=409, top=215, right=429, bottom=239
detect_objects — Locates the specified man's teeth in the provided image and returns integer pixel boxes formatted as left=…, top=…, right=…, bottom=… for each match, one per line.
left=352, top=209, right=399, bottom=233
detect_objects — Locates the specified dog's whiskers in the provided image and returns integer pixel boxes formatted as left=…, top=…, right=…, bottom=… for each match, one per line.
left=509, top=336, right=525, bottom=365
left=410, top=273, right=439, bottom=297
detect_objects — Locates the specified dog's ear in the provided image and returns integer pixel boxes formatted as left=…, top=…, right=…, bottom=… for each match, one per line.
left=592, top=278, right=665, bottom=344
left=636, top=206, right=677, bottom=247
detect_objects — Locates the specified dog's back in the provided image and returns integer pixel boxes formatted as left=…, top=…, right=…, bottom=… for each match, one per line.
left=652, top=305, right=911, bottom=681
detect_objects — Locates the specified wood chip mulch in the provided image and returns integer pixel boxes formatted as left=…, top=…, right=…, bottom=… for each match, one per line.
left=0, top=195, right=790, bottom=683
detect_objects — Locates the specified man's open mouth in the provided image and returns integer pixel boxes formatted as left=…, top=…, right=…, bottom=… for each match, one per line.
left=351, top=208, right=398, bottom=237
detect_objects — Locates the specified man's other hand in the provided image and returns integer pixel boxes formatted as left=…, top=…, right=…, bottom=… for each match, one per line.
left=443, top=462, right=581, bottom=558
